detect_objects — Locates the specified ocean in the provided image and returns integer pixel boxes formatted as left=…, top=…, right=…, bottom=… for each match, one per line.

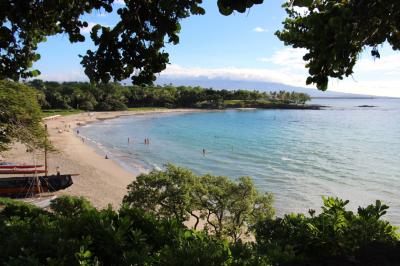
left=79, top=98, right=400, bottom=224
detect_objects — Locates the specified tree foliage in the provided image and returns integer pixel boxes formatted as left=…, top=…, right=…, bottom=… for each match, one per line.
left=0, top=0, right=204, bottom=84
left=0, top=80, right=45, bottom=152
left=277, top=0, right=400, bottom=90
left=0, top=194, right=399, bottom=265
left=0, top=195, right=267, bottom=266
left=255, top=197, right=399, bottom=265
left=1, top=1, right=399, bottom=89
left=123, top=164, right=274, bottom=242
left=217, top=0, right=263, bottom=16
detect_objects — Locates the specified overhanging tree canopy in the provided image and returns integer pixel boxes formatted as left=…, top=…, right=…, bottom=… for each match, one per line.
left=0, top=0, right=205, bottom=84
left=276, top=0, right=400, bottom=90
left=1, top=0, right=399, bottom=89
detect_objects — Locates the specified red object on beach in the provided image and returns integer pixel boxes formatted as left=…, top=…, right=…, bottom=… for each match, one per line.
left=0, top=169, right=47, bottom=175
left=0, top=165, right=44, bottom=169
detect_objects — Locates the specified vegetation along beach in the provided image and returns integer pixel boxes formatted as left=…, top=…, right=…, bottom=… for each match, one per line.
left=1, top=0, right=400, bottom=265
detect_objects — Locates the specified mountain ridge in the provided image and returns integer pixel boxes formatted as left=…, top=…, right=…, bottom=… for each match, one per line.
left=155, top=77, right=380, bottom=98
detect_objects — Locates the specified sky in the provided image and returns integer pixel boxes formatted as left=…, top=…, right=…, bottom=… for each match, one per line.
left=34, top=1, right=400, bottom=97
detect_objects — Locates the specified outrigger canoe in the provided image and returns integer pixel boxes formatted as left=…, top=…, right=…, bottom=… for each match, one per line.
left=0, top=169, right=47, bottom=175
left=0, top=174, right=74, bottom=198
left=0, top=165, right=44, bottom=169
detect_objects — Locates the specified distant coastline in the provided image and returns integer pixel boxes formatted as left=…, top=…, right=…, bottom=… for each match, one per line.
left=224, top=102, right=323, bottom=110
left=312, top=96, right=400, bottom=99
left=312, top=96, right=376, bottom=99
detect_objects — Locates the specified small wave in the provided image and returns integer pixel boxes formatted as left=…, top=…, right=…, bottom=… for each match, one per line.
left=148, top=162, right=162, bottom=171
left=281, top=157, right=293, bottom=161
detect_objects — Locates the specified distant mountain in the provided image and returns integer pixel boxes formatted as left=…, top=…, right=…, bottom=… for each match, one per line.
left=155, top=77, right=376, bottom=98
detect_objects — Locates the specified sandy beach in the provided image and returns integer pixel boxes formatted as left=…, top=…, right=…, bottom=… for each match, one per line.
left=2, top=109, right=202, bottom=209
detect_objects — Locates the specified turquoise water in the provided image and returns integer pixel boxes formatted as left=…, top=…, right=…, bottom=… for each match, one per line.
left=80, top=98, right=400, bottom=223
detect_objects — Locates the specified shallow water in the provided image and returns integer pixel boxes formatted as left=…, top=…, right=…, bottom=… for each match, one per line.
left=80, top=98, right=400, bottom=223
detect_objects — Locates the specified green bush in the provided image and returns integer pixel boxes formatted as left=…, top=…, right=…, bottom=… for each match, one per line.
left=1, top=178, right=399, bottom=265
left=255, top=197, right=399, bottom=265
left=123, top=164, right=274, bottom=242
left=0, top=196, right=239, bottom=265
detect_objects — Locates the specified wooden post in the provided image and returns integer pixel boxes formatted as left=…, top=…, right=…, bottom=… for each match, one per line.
left=44, top=124, right=48, bottom=177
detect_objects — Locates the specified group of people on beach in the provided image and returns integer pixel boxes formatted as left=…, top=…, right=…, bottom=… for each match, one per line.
left=127, top=137, right=150, bottom=145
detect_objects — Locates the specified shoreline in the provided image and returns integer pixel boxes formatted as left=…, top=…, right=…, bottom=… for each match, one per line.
left=2, top=109, right=204, bottom=209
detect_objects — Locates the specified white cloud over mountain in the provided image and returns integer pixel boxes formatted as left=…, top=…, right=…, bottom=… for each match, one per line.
left=37, top=47, right=400, bottom=97
left=160, top=64, right=308, bottom=89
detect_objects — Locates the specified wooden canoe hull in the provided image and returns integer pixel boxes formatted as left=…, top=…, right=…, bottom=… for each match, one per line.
left=0, top=170, right=47, bottom=174
left=0, top=175, right=73, bottom=198
left=0, top=165, right=44, bottom=169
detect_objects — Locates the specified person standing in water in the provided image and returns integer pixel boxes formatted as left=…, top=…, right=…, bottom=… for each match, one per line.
left=202, top=148, right=206, bottom=156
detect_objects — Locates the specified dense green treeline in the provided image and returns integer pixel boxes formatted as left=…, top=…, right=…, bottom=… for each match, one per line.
left=27, top=80, right=311, bottom=111
left=1, top=165, right=399, bottom=265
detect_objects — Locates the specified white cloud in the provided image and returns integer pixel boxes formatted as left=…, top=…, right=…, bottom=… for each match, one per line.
left=80, top=22, right=98, bottom=34
left=38, top=70, right=88, bottom=82
left=160, top=64, right=309, bottom=89
left=257, top=47, right=400, bottom=97
left=114, top=0, right=125, bottom=5
left=292, top=6, right=309, bottom=16
left=253, top=27, right=268, bottom=33
left=355, top=54, right=400, bottom=74
left=80, top=22, right=110, bottom=34
left=328, top=53, right=400, bottom=97
left=258, top=48, right=307, bottom=71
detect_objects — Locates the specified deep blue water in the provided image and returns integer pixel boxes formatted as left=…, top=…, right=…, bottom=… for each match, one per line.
left=80, top=98, right=400, bottom=223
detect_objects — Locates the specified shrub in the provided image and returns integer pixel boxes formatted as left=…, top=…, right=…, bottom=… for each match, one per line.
left=254, top=197, right=399, bottom=265
left=123, top=164, right=274, bottom=242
